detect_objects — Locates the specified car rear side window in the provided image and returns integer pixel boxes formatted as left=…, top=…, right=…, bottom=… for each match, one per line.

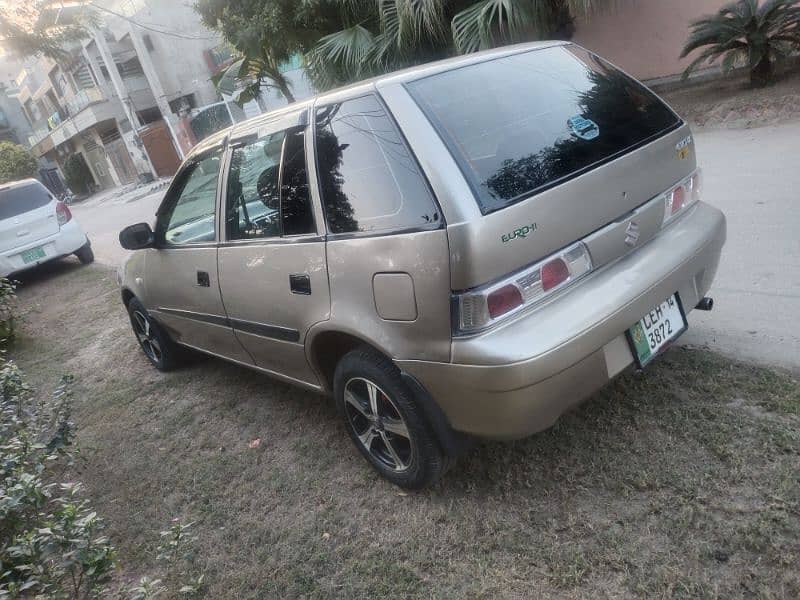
left=406, top=44, right=681, bottom=214
left=314, top=94, right=440, bottom=235
left=0, top=182, right=53, bottom=219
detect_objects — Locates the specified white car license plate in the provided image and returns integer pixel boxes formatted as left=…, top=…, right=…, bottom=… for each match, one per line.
left=627, top=293, right=687, bottom=367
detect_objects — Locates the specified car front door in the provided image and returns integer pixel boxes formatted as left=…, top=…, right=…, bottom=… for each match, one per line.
left=144, top=145, right=252, bottom=364
left=217, top=109, right=330, bottom=387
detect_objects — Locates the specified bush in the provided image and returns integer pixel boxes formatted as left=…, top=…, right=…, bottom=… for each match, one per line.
left=62, top=155, right=94, bottom=196
left=0, top=278, right=16, bottom=342
left=0, top=143, right=38, bottom=185
left=0, top=366, right=117, bottom=597
left=0, top=355, right=204, bottom=598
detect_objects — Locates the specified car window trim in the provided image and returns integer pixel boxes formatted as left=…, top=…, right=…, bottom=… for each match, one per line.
left=311, top=91, right=446, bottom=237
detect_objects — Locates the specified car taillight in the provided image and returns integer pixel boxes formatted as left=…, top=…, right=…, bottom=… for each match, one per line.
left=56, top=201, right=72, bottom=226
left=487, top=284, right=523, bottom=319
left=454, top=242, right=593, bottom=335
left=663, top=169, right=701, bottom=225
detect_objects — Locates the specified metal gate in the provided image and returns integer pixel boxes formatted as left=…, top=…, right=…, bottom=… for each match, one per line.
left=104, top=138, right=138, bottom=184
left=140, top=120, right=181, bottom=177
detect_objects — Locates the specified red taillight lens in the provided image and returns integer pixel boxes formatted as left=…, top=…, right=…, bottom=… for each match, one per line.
left=541, top=258, right=570, bottom=291
left=56, top=201, right=72, bottom=226
left=487, top=284, right=523, bottom=319
left=670, top=186, right=685, bottom=215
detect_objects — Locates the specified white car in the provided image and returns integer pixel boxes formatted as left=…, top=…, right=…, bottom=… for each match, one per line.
left=0, top=179, right=93, bottom=278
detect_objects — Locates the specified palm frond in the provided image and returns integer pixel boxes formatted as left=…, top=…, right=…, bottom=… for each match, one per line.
left=452, top=0, right=534, bottom=54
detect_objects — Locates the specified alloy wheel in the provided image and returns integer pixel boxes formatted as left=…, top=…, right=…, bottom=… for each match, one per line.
left=132, top=310, right=162, bottom=364
left=343, top=377, right=413, bottom=472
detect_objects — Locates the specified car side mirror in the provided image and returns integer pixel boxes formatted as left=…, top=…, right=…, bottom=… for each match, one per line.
left=119, top=223, right=155, bottom=250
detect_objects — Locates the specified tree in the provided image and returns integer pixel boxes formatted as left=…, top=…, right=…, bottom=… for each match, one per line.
left=62, top=154, right=94, bottom=195
left=195, top=0, right=621, bottom=100
left=681, top=0, right=800, bottom=87
left=0, top=142, right=38, bottom=184
left=0, top=3, right=93, bottom=61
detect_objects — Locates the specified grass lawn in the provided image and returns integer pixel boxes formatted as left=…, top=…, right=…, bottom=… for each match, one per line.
left=9, top=261, right=800, bottom=598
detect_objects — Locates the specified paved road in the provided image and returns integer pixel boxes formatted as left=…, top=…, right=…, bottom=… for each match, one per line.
left=71, top=122, right=800, bottom=372
left=681, top=122, right=800, bottom=373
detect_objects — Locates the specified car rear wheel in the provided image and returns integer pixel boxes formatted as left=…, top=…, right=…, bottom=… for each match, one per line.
left=334, top=347, right=447, bottom=489
left=75, top=242, right=94, bottom=264
left=127, top=297, right=182, bottom=371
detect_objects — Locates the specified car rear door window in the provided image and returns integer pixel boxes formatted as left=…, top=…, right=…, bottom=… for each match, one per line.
left=225, top=128, right=314, bottom=240
left=406, top=44, right=681, bottom=214
left=0, top=182, right=53, bottom=219
left=157, top=148, right=223, bottom=245
left=314, top=94, right=440, bottom=235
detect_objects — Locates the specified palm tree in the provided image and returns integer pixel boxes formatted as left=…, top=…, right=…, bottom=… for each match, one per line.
left=681, top=0, right=800, bottom=87
left=307, top=0, right=616, bottom=89
left=197, top=0, right=622, bottom=102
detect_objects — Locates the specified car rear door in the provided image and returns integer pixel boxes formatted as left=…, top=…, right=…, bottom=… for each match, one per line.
left=217, top=109, right=330, bottom=388
left=0, top=181, right=60, bottom=253
left=143, top=145, right=252, bottom=364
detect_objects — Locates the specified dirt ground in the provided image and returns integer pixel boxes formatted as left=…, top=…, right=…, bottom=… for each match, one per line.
left=8, top=260, right=799, bottom=599
left=660, top=68, right=800, bottom=130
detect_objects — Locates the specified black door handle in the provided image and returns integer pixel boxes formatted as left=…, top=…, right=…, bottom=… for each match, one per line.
left=289, top=274, right=311, bottom=295
left=197, top=270, right=210, bottom=287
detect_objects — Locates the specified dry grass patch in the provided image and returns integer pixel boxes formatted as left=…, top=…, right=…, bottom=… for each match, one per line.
left=9, top=261, right=800, bottom=598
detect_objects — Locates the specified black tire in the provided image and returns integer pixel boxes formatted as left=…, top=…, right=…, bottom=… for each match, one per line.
left=334, top=346, right=447, bottom=489
left=127, top=297, right=183, bottom=371
left=75, top=242, right=94, bottom=264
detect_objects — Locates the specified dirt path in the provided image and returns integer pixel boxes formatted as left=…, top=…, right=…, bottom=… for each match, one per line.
left=9, top=262, right=799, bottom=598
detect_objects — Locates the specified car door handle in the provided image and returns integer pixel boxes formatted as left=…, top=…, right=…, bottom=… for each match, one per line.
left=289, top=274, right=311, bottom=295
left=197, top=270, right=210, bottom=287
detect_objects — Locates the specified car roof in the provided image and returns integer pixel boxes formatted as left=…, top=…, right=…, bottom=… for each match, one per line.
left=0, top=178, right=45, bottom=191
left=192, top=40, right=569, bottom=160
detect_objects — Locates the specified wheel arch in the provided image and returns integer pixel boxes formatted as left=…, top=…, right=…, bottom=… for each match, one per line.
left=306, top=326, right=472, bottom=458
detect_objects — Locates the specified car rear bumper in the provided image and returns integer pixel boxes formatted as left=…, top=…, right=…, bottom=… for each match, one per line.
left=0, top=220, right=88, bottom=278
left=397, top=201, right=726, bottom=440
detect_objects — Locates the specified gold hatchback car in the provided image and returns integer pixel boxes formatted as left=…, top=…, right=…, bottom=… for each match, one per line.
left=119, top=42, right=726, bottom=488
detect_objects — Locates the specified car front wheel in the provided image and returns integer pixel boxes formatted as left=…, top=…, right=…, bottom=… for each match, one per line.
left=127, top=297, right=182, bottom=371
left=334, top=347, right=447, bottom=489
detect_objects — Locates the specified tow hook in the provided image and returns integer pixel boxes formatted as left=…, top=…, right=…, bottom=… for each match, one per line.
left=695, top=297, right=714, bottom=311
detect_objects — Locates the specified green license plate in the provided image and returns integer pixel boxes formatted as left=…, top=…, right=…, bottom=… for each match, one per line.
left=626, top=293, right=688, bottom=368
left=21, top=246, right=46, bottom=264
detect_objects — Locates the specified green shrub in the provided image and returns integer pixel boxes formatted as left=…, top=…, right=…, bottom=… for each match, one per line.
left=0, top=143, right=38, bottom=185
left=0, top=356, right=204, bottom=598
left=0, top=278, right=16, bottom=342
left=0, top=367, right=117, bottom=597
left=62, top=154, right=94, bottom=196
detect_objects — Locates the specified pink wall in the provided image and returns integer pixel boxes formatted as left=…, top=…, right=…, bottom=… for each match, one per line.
left=572, top=0, right=727, bottom=80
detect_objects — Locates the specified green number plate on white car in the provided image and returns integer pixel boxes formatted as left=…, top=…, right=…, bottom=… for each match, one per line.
left=21, top=246, right=46, bottom=264
left=627, top=293, right=688, bottom=367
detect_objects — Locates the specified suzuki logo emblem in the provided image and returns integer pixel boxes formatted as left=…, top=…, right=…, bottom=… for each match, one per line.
left=624, top=221, right=640, bottom=247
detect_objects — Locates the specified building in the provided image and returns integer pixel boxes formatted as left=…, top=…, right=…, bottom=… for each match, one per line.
left=17, top=0, right=235, bottom=192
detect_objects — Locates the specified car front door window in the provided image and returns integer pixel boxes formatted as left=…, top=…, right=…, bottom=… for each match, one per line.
left=158, top=149, right=223, bottom=245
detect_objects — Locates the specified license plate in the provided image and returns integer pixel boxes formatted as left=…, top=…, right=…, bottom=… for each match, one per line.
left=21, top=246, right=46, bottom=264
left=626, top=293, right=687, bottom=368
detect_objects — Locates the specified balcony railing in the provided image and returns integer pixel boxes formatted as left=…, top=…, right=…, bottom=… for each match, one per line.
left=28, top=87, right=107, bottom=147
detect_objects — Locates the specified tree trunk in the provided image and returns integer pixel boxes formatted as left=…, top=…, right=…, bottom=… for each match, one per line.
left=277, top=77, right=296, bottom=104
left=750, top=55, right=772, bottom=87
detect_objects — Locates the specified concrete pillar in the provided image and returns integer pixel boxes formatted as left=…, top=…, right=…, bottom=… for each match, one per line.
left=92, top=28, right=157, bottom=180
left=127, top=22, right=185, bottom=160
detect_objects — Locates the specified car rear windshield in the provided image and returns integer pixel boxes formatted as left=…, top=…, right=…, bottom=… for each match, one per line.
left=0, top=182, right=53, bottom=219
left=406, top=44, right=681, bottom=214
